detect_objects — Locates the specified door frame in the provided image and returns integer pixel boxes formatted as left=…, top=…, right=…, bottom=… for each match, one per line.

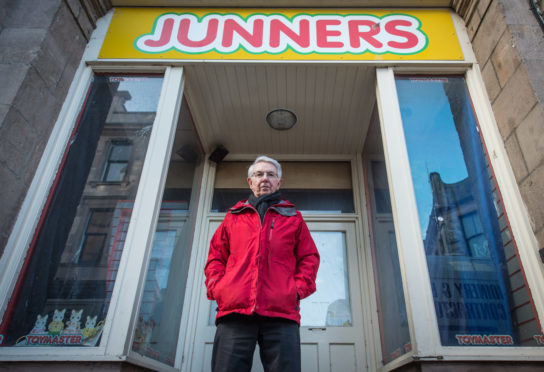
left=178, top=155, right=380, bottom=371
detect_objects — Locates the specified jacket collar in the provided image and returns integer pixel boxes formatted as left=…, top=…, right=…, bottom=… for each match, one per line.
left=229, top=199, right=296, bottom=216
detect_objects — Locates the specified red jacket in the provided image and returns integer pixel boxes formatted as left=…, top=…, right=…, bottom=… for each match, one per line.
left=205, top=199, right=320, bottom=324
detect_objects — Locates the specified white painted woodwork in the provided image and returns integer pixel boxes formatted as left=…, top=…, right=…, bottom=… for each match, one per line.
left=183, top=64, right=376, bottom=156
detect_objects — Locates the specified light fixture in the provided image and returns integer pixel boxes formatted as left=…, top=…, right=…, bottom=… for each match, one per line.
left=265, top=108, right=298, bottom=130
left=208, top=145, right=229, bottom=163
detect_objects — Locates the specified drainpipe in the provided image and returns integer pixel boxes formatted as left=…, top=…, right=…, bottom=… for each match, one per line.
left=530, top=0, right=544, bottom=31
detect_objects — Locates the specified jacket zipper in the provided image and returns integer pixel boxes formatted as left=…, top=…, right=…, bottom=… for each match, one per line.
left=253, top=206, right=266, bottom=313
left=269, top=216, right=276, bottom=241
left=252, top=207, right=276, bottom=313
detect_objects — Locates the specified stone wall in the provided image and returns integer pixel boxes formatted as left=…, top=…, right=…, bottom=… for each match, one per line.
left=467, top=0, right=544, bottom=255
left=0, top=0, right=102, bottom=253
left=1, top=0, right=542, bottom=258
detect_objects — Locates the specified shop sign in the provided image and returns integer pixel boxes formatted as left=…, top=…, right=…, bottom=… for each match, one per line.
left=99, top=8, right=464, bottom=61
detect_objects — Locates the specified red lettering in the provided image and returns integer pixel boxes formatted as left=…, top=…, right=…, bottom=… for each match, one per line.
left=456, top=334, right=515, bottom=345
left=143, top=18, right=175, bottom=48
left=316, top=20, right=343, bottom=48
left=348, top=20, right=382, bottom=48
left=269, top=19, right=310, bottom=48
left=178, top=18, right=218, bottom=47
left=385, top=19, right=419, bottom=49
left=222, top=19, right=264, bottom=48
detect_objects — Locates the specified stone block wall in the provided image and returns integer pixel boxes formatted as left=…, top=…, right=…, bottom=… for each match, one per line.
left=467, top=0, right=544, bottom=255
left=0, top=0, right=542, bottom=259
left=0, top=0, right=105, bottom=254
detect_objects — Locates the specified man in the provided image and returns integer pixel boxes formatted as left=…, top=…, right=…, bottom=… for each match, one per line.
left=205, top=156, right=320, bottom=372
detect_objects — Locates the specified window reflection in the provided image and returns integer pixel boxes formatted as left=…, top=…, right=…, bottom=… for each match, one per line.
left=211, top=162, right=355, bottom=213
left=102, top=141, right=131, bottom=182
left=363, top=111, right=411, bottom=363
left=77, top=209, right=114, bottom=265
left=302, top=231, right=352, bottom=327
left=131, top=99, right=203, bottom=365
left=0, top=75, right=163, bottom=347
left=396, top=76, right=542, bottom=347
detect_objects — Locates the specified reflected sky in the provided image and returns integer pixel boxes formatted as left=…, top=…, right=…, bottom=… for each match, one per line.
left=395, top=78, right=469, bottom=237
left=117, top=76, right=163, bottom=112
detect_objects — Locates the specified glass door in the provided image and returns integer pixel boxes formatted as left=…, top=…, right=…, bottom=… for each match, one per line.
left=298, top=222, right=366, bottom=372
left=192, top=220, right=367, bottom=372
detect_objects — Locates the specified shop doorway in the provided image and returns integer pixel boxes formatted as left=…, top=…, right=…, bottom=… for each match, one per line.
left=182, top=158, right=373, bottom=372
left=179, top=64, right=378, bottom=371
left=190, top=219, right=367, bottom=372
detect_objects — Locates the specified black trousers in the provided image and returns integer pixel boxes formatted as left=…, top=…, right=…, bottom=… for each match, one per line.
left=211, top=314, right=301, bottom=372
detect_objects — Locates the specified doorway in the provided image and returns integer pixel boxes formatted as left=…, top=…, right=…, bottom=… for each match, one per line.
left=178, top=63, right=380, bottom=371
left=185, top=159, right=373, bottom=372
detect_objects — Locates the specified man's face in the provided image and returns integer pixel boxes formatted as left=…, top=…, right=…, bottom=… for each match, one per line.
left=247, top=161, right=283, bottom=197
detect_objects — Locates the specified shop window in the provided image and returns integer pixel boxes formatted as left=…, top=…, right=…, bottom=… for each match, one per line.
left=395, top=75, right=542, bottom=347
left=131, top=99, right=203, bottom=366
left=211, top=161, right=354, bottom=213
left=363, top=115, right=411, bottom=363
left=102, top=141, right=132, bottom=182
left=0, top=74, right=163, bottom=347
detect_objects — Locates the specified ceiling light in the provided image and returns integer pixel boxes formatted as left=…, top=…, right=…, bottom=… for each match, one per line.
left=265, top=108, right=298, bottom=130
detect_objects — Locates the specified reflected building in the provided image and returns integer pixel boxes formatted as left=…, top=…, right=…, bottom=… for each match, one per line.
left=18, top=85, right=157, bottom=345
left=423, top=171, right=540, bottom=346
left=424, top=172, right=489, bottom=258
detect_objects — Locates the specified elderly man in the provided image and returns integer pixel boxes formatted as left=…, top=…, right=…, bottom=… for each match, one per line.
left=205, top=156, right=320, bottom=372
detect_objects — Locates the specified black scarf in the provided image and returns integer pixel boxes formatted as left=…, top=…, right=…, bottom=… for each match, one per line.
left=248, top=190, right=281, bottom=223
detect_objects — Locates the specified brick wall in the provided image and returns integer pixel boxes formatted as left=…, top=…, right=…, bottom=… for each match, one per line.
left=467, top=0, right=544, bottom=254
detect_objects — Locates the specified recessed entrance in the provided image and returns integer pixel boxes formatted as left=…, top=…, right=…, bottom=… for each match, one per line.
left=178, top=63, right=380, bottom=371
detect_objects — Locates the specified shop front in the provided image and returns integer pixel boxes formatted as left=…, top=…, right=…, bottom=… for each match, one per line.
left=0, top=5, right=543, bottom=372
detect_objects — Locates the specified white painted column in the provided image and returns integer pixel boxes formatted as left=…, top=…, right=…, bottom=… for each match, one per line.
left=375, top=67, right=440, bottom=359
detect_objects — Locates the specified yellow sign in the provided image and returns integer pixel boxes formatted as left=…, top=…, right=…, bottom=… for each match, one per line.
left=99, top=8, right=464, bottom=61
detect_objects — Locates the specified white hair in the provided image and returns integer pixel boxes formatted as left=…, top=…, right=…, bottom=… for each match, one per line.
left=248, top=156, right=282, bottom=179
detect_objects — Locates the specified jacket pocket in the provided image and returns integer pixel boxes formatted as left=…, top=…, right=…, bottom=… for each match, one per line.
left=213, top=276, right=226, bottom=308
left=266, top=261, right=298, bottom=314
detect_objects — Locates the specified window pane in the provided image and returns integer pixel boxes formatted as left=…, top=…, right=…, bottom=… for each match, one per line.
left=396, top=75, right=542, bottom=347
left=103, top=162, right=128, bottom=182
left=212, top=162, right=354, bottom=213
left=301, top=231, right=352, bottom=327
left=0, top=75, right=163, bottom=347
left=208, top=230, right=353, bottom=327
left=109, top=144, right=131, bottom=161
left=212, top=189, right=354, bottom=213
left=131, top=100, right=203, bottom=365
left=363, top=113, right=411, bottom=363
left=367, top=161, right=411, bottom=363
